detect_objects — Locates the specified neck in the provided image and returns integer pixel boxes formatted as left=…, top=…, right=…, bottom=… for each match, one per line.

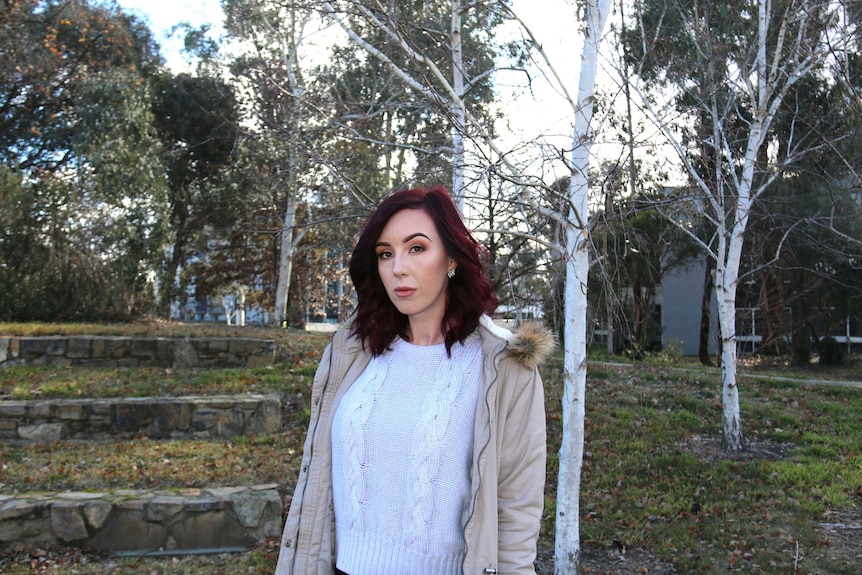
left=406, top=320, right=445, bottom=346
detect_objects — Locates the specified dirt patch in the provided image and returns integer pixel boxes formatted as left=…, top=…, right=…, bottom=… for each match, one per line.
left=684, top=434, right=793, bottom=463
left=815, top=508, right=862, bottom=572
left=535, top=542, right=676, bottom=574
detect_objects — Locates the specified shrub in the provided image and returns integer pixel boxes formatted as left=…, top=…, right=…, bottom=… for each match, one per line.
left=792, top=343, right=811, bottom=366
left=818, top=336, right=843, bottom=366
left=645, top=338, right=683, bottom=367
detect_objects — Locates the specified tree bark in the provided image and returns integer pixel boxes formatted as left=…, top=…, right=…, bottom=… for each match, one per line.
left=554, top=1, right=611, bottom=572
left=698, top=255, right=715, bottom=366
left=270, top=4, right=308, bottom=326
left=273, top=194, right=298, bottom=326
left=450, top=0, right=466, bottom=207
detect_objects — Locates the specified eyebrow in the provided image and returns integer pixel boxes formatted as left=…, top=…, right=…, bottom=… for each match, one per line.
left=375, top=232, right=432, bottom=247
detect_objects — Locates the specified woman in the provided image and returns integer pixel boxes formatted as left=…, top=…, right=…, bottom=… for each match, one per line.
left=275, top=187, right=552, bottom=575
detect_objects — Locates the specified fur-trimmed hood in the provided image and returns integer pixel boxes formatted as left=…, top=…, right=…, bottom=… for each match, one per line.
left=479, top=315, right=556, bottom=370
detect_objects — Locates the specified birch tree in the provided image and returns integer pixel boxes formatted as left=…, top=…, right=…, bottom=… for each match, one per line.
left=553, top=3, right=611, bottom=570
left=624, top=0, right=857, bottom=450
left=318, top=0, right=505, bottom=208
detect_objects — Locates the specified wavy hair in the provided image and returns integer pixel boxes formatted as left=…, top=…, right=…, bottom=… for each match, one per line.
left=349, top=187, right=498, bottom=356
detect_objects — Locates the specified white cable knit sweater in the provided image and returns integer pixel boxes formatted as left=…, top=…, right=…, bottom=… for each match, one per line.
left=331, top=333, right=483, bottom=575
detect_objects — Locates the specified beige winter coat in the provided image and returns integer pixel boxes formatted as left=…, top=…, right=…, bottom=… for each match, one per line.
left=274, top=315, right=552, bottom=575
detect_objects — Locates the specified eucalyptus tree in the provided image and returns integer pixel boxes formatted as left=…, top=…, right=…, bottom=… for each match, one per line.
left=0, top=70, right=169, bottom=322
left=313, top=1, right=553, bottom=321
left=220, top=0, right=511, bottom=324
left=590, top=189, right=691, bottom=355
left=747, top=156, right=862, bottom=354
left=0, top=0, right=169, bottom=321
left=72, top=68, right=171, bottom=317
left=622, top=0, right=859, bottom=450
left=474, top=174, right=550, bottom=314
left=0, top=0, right=161, bottom=174
left=150, top=72, right=240, bottom=314
left=223, top=0, right=326, bottom=326
left=758, top=49, right=862, bottom=350
left=312, top=36, right=450, bottom=193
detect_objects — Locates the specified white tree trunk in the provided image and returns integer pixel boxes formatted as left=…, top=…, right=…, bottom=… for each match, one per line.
left=714, top=232, right=744, bottom=451
left=556, top=225, right=589, bottom=574
left=450, top=0, right=466, bottom=207
left=555, top=0, right=611, bottom=572
left=273, top=194, right=298, bottom=326
left=270, top=6, right=308, bottom=326
left=712, top=0, right=776, bottom=449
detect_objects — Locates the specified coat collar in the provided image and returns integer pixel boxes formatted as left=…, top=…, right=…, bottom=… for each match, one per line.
left=477, top=315, right=555, bottom=370
left=337, top=314, right=555, bottom=370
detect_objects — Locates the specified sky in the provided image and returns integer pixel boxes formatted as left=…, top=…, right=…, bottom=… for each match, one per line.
left=115, top=0, right=585, bottom=125
left=115, top=0, right=226, bottom=71
left=113, top=0, right=629, bottom=173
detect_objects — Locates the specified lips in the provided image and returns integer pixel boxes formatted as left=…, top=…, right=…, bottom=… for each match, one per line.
left=394, top=287, right=417, bottom=298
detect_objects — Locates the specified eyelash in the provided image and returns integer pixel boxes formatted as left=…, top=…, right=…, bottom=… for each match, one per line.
left=377, top=245, right=425, bottom=259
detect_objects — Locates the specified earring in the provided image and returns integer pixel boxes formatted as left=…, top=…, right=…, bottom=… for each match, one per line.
left=447, top=268, right=456, bottom=279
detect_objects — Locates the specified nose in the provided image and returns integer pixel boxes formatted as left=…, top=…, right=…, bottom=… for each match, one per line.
left=391, top=251, right=407, bottom=277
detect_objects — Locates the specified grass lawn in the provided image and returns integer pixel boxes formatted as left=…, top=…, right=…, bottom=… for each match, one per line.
left=1, top=322, right=860, bottom=574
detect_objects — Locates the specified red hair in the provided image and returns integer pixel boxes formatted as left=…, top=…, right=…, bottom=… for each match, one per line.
left=349, top=187, right=498, bottom=356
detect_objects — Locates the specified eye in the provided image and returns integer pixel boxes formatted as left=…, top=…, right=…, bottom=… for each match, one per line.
left=376, top=249, right=392, bottom=260
left=409, top=244, right=425, bottom=254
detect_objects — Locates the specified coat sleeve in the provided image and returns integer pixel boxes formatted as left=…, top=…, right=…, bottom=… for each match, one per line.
left=274, top=340, right=334, bottom=575
left=496, top=364, right=547, bottom=574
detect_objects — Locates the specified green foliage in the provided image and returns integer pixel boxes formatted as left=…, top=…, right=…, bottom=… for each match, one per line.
left=0, top=0, right=161, bottom=172
left=313, top=0, right=502, bottom=179
left=0, top=0, right=171, bottom=322
left=0, top=175, right=153, bottom=321
left=793, top=343, right=811, bottom=366
left=0, top=68, right=172, bottom=321
left=587, top=187, right=695, bottom=357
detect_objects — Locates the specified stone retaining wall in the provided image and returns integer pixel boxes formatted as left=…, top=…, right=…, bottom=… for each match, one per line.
left=0, top=395, right=282, bottom=442
left=0, top=485, right=284, bottom=553
left=0, top=336, right=276, bottom=369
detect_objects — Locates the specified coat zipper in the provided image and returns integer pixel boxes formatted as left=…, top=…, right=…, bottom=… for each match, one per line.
left=461, top=333, right=506, bottom=574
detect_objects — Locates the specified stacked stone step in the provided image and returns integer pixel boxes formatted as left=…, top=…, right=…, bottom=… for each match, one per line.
left=0, top=395, right=282, bottom=442
left=0, top=336, right=287, bottom=556
left=0, top=486, right=283, bottom=554
left=0, top=335, right=277, bottom=369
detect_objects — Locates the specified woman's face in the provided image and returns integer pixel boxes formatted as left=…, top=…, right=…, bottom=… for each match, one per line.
left=375, top=208, right=456, bottom=329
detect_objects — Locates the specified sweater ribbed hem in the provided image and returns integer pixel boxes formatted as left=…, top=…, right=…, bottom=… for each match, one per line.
left=336, top=531, right=465, bottom=575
